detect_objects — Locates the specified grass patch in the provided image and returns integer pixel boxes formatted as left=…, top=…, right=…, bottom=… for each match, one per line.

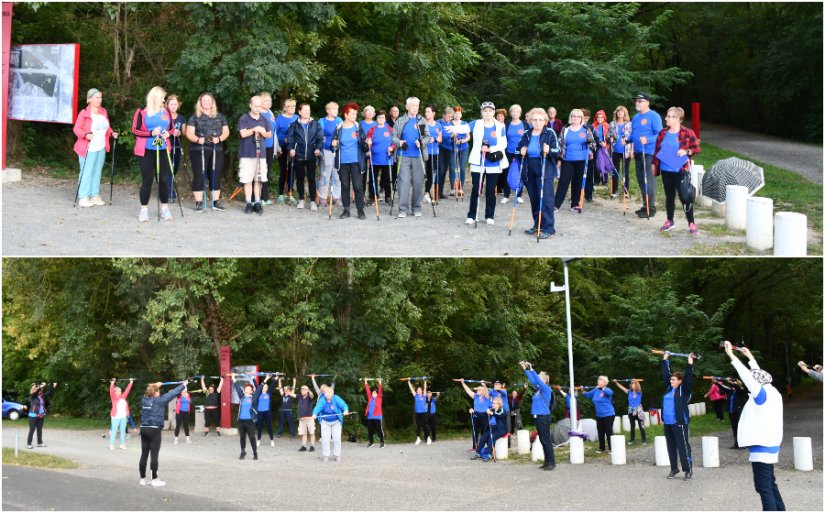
left=2, top=447, right=80, bottom=469
left=693, top=143, right=823, bottom=233
left=684, top=242, right=754, bottom=256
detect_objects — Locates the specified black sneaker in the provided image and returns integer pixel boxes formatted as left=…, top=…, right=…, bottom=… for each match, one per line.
left=253, top=202, right=263, bottom=215
left=637, top=207, right=656, bottom=217
left=380, top=442, right=385, bottom=448
left=357, top=210, right=366, bottom=220
left=634, top=207, right=646, bottom=215
left=245, top=203, right=253, bottom=214
left=541, top=463, right=556, bottom=471
left=298, top=446, right=307, bottom=452
left=217, top=431, right=221, bottom=436
left=203, top=432, right=209, bottom=437
left=339, top=209, right=350, bottom=219
left=309, top=445, right=315, bottom=452
left=683, top=471, right=693, bottom=480
left=525, top=227, right=538, bottom=235
left=667, top=470, right=679, bottom=479
left=212, top=200, right=226, bottom=212
left=195, top=201, right=204, bottom=213
left=253, top=453, right=259, bottom=460
left=367, top=443, right=374, bottom=448
left=239, top=451, right=246, bottom=460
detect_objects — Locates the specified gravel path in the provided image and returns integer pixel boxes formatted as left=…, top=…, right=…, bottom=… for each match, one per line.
left=3, top=394, right=821, bottom=510
left=699, top=122, right=823, bottom=184
left=2, top=174, right=753, bottom=257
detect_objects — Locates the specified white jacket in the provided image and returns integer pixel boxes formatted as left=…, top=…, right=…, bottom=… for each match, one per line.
left=446, top=119, right=509, bottom=174
left=731, top=357, right=783, bottom=463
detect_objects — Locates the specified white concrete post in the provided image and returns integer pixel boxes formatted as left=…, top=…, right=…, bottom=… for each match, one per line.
left=774, top=212, right=808, bottom=256
left=517, top=429, right=531, bottom=455
left=655, top=436, right=670, bottom=466
left=746, top=197, right=774, bottom=251
left=702, top=436, right=719, bottom=467
left=793, top=437, right=813, bottom=471
left=610, top=435, right=626, bottom=464
left=725, top=185, right=749, bottom=230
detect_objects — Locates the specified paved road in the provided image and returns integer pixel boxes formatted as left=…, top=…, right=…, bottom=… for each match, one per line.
left=2, top=393, right=821, bottom=510
left=699, top=122, right=823, bottom=184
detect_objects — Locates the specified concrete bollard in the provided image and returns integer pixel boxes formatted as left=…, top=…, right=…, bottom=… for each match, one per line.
left=531, top=439, right=544, bottom=462
left=793, top=437, right=814, bottom=471
left=712, top=200, right=726, bottom=218
left=725, top=185, right=749, bottom=230
left=690, top=165, right=701, bottom=197
left=517, top=429, right=531, bottom=455
left=569, top=436, right=585, bottom=464
left=194, top=407, right=205, bottom=432
left=696, top=169, right=712, bottom=208
left=774, top=212, right=808, bottom=256
left=687, top=404, right=696, bottom=417
left=611, top=435, right=627, bottom=464
left=699, top=403, right=706, bottom=415
left=746, top=197, right=774, bottom=251
left=581, top=419, right=598, bottom=441
left=655, top=436, right=670, bottom=466
left=622, top=415, right=631, bottom=432
left=613, top=416, right=622, bottom=434
left=495, top=437, right=509, bottom=460
left=166, top=401, right=175, bottom=430
left=702, top=436, right=720, bottom=467
left=643, top=411, right=651, bottom=428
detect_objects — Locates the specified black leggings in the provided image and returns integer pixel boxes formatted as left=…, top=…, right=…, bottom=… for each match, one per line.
left=425, top=156, right=440, bottom=196
left=367, top=418, right=384, bottom=444
left=415, top=412, right=430, bottom=438
left=257, top=410, right=274, bottom=440
left=261, top=147, right=274, bottom=201
left=664, top=423, right=693, bottom=473
left=237, top=419, right=257, bottom=454
left=555, top=160, right=585, bottom=209
left=139, top=427, right=162, bottom=480
left=467, top=171, right=497, bottom=220
left=629, top=412, right=647, bottom=443
left=596, top=415, right=614, bottom=451
left=294, top=159, right=318, bottom=201
left=339, top=163, right=364, bottom=211
left=139, top=150, right=170, bottom=205
left=204, top=408, right=220, bottom=431
left=713, top=399, right=726, bottom=420
left=427, top=413, right=437, bottom=441
left=611, top=152, right=631, bottom=195
left=27, top=417, right=44, bottom=445
left=277, top=150, right=290, bottom=196
left=174, top=411, right=189, bottom=437
left=373, top=165, right=391, bottom=202
left=190, top=147, right=223, bottom=193
left=661, top=171, right=694, bottom=223
left=730, top=411, right=742, bottom=446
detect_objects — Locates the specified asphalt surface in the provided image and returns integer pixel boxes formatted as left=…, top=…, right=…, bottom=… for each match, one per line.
left=2, top=392, right=821, bottom=511
left=1, top=173, right=757, bottom=257
left=699, top=122, right=823, bottom=185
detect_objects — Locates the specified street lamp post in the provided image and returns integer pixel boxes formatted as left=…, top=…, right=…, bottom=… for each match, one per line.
left=550, top=258, right=579, bottom=431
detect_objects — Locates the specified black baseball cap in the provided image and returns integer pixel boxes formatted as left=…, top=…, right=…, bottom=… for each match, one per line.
left=633, top=93, right=651, bottom=102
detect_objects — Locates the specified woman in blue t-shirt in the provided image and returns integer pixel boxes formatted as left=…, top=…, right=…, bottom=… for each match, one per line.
left=555, top=109, right=596, bottom=213
left=607, top=106, right=633, bottom=199
left=408, top=378, right=431, bottom=445
left=331, top=102, right=369, bottom=220
left=366, top=111, right=394, bottom=204
left=256, top=375, right=275, bottom=446
left=613, top=379, right=647, bottom=445
left=448, top=106, right=470, bottom=198
left=275, top=99, right=298, bottom=204
left=173, top=386, right=192, bottom=445
left=581, top=376, right=616, bottom=453
left=423, top=104, right=443, bottom=205
left=502, top=104, right=528, bottom=204
left=130, top=86, right=174, bottom=222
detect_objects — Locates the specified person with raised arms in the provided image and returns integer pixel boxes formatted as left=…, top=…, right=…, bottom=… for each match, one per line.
left=108, top=377, right=133, bottom=450
left=230, top=373, right=262, bottom=460
left=200, top=375, right=224, bottom=437
left=714, top=377, right=749, bottom=449
left=612, top=378, right=646, bottom=446
left=723, top=341, right=785, bottom=511
left=255, top=374, right=275, bottom=447
left=173, top=386, right=192, bottom=445
left=408, top=378, right=431, bottom=445
left=138, top=381, right=185, bottom=486
left=296, top=383, right=317, bottom=452
left=508, top=383, right=528, bottom=434
left=660, top=351, right=695, bottom=480
left=581, top=375, right=616, bottom=453
left=426, top=390, right=440, bottom=442
left=318, top=102, right=343, bottom=208
left=520, top=361, right=556, bottom=470
left=364, top=378, right=385, bottom=448
left=286, top=103, right=323, bottom=211
left=27, top=382, right=57, bottom=450
left=277, top=377, right=298, bottom=438
left=459, top=378, right=491, bottom=453
left=312, top=387, right=350, bottom=462
left=557, top=386, right=581, bottom=420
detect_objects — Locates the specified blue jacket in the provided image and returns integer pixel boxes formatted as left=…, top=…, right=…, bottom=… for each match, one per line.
left=140, top=384, right=185, bottom=428
left=313, top=394, right=349, bottom=424
left=524, top=369, right=555, bottom=416
left=661, top=360, right=693, bottom=425
left=233, top=381, right=263, bottom=422
left=285, top=118, right=324, bottom=161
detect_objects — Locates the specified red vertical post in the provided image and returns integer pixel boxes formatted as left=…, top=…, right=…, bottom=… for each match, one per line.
left=2, top=3, right=14, bottom=170
left=691, top=102, right=701, bottom=139
left=220, top=345, right=232, bottom=429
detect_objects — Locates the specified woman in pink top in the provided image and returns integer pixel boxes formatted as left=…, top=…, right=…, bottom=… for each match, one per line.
left=704, top=379, right=727, bottom=421
left=109, top=378, right=133, bottom=450
left=72, top=88, right=118, bottom=207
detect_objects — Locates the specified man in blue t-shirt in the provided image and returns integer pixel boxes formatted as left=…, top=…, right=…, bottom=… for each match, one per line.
left=629, top=93, right=663, bottom=217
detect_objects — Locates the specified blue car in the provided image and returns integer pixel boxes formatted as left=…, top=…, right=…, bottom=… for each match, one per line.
left=2, top=398, right=27, bottom=420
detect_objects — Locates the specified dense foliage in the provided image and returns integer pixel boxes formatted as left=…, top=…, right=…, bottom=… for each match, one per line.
left=3, top=258, right=821, bottom=431
left=7, top=2, right=820, bottom=175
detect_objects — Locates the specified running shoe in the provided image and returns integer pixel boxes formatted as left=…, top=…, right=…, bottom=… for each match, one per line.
left=689, top=223, right=699, bottom=235
left=660, top=220, right=675, bottom=232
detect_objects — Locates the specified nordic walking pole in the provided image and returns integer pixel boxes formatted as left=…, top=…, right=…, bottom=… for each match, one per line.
left=392, top=154, right=403, bottom=217
left=475, top=140, right=488, bottom=229
left=537, top=148, right=547, bottom=243
left=108, top=139, right=117, bottom=205
left=578, top=146, right=590, bottom=213
left=469, top=411, right=477, bottom=450
left=288, top=143, right=297, bottom=206
left=73, top=143, right=91, bottom=207
left=211, top=131, right=218, bottom=210
left=198, top=132, right=210, bottom=209
left=368, top=154, right=380, bottom=220
left=417, top=122, right=436, bottom=217
left=453, top=136, right=460, bottom=202
left=507, top=154, right=526, bottom=236
left=641, top=145, right=650, bottom=219
left=153, top=136, right=162, bottom=221
left=328, top=154, right=336, bottom=221
left=165, top=143, right=184, bottom=218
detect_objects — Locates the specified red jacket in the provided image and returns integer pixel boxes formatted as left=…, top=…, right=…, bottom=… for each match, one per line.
left=109, top=381, right=133, bottom=418
left=364, top=382, right=383, bottom=418
left=131, top=107, right=173, bottom=157
left=651, top=125, right=701, bottom=174
left=73, top=106, right=114, bottom=157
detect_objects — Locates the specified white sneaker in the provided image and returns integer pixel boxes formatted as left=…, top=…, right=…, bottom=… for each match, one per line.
left=323, top=457, right=329, bottom=463
left=138, top=208, right=149, bottom=222
left=465, top=218, right=475, bottom=225
left=139, top=478, right=147, bottom=486
left=161, top=207, right=173, bottom=221
left=398, top=212, right=407, bottom=218
left=78, top=197, right=94, bottom=208
left=517, top=197, right=524, bottom=204
left=120, top=444, right=127, bottom=450
left=423, top=193, right=432, bottom=204
left=185, top=437, right=191, bottom=444
left=174, top=437, right=179, bottom=445
left=415, top=437, right=421, bottom=445
left=91, top=195, right=106, bottom=206
left=486, top=218, right=495, bottom=225
left=501, top=197, right=509, bottom=204
left=297, top=200, right=305, bottom=209
left=150, top=479, right=166, bottom=487
left=427, top=437, right=432, bottom=445
left=310, top=201, right=318, bottom=212
left=336, top=456, right=341, bottom=462
left=109, top=445, right=114, bottom=451
left=414, top=211, right=423, bottom=217
left=270, top=440, right=274, bottom=447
